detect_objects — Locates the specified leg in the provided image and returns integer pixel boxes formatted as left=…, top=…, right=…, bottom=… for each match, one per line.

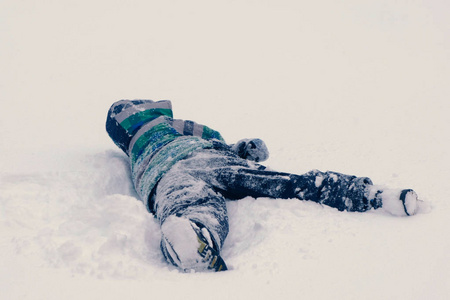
left=153, top=165, right=229, bottom=272
left=180, top=149, right=419, bottom=215
left=178, top=149, right=379, bottom=212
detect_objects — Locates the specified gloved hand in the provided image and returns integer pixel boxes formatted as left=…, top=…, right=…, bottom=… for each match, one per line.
left=231, top=138, right=269, bottom=162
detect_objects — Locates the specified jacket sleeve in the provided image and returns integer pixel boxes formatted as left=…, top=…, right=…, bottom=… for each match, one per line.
left=106, top=100, right=173, bottom=155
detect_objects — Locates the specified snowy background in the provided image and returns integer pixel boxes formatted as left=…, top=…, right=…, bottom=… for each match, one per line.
left=1, top=0, right=449, bottom=299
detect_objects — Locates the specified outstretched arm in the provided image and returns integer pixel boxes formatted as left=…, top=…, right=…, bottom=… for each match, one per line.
left=170, top=119, right=269, bottom=163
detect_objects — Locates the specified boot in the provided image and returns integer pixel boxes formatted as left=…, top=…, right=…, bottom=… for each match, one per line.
left=368, top=186, right=419, bottom=216
left=160, top=216, right=228, bottom=272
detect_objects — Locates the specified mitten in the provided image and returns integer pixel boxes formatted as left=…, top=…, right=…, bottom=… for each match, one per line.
left=231, top=138, right=269, bottom=162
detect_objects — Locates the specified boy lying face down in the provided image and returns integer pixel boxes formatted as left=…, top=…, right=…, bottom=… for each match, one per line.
left=106, top=100, right=420, bottom=272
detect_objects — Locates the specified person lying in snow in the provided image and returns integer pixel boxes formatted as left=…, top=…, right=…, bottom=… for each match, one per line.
left=106, top=99, right=420, bottom=272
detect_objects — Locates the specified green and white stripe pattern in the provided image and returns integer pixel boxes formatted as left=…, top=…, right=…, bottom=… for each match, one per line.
left=108, top=100, right=225, bottom=210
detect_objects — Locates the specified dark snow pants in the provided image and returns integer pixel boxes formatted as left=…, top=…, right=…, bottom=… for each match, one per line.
left=151, top=148, right=378, bottom=252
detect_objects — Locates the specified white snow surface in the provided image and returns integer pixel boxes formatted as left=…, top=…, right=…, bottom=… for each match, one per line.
left=1, top=0, right=450, bottom=299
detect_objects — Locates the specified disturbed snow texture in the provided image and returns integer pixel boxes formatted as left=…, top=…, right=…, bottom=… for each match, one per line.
left=1, top=0, right=450, bottom=299
left=1, top=149, right=446, bottom=299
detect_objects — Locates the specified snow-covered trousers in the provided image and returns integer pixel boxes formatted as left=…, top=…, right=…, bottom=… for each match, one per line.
left=151, top=148, right=378, bottom=252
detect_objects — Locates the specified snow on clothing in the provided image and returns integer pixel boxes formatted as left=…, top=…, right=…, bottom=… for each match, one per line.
left=106, top=100, right=225, bottom=210
left=106, top=99, right=376, bottom=214
left=152, top=149, right=381, bottom=254
left=106, top=99, right=411, bottom=271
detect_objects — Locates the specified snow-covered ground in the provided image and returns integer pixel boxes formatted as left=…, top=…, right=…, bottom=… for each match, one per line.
left=1, top=1, right=449, bottom=299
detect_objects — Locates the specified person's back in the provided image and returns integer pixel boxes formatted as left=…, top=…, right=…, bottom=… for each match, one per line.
left=106, top=99, right=226, bottom=211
